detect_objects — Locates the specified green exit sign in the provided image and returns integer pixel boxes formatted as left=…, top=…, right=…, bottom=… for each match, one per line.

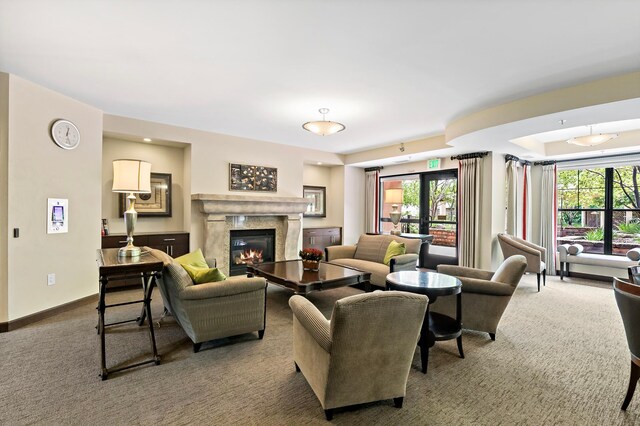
left=428, top=158, right=441, bottom=170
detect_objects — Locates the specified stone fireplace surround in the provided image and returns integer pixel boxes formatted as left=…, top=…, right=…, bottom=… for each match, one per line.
left=192, top=194, right=310, bottom=276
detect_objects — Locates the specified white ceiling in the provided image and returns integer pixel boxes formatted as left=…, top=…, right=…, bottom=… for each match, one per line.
left=1, top=0, right=639, bottom=155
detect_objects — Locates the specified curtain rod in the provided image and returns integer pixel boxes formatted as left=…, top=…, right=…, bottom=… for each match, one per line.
left=550, top=150, right=640, bottom=164
left=505, top=154, right=531, bottom=165
left=364, top=166, right=383, bottom=172
left=450, top=151, right=489, bottom=160
left=534, top=160, right=556, bottom=166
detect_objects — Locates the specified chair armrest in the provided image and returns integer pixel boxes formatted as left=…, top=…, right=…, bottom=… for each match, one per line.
left=458, top=277, right=515, bottom=296
left=205, top=258, right=217, bottom=268
left=515, top=238, right=546, bottom=259
left=390, top=254, right=418, bottom=271
left=557, top=244, right=570, bottom=261
left=180, top=277, right=266, bottom=300
left=437, top=264, right=494, bottom=281
left=289, top=295, right=332, bottom=353
left=325, top=245, right=357, bottom=261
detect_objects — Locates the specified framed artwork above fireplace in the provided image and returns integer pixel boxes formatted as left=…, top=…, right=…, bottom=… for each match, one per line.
left=229, top=163, right=278, bottom=192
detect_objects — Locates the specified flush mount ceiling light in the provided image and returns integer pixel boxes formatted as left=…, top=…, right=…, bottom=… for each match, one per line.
left=567, top=125, right=618, bottom=147
left=302, top=108, right=345, bottom=136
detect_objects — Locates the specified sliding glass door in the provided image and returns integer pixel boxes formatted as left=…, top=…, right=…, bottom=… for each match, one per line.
left=379, top=169, right=458, bottom=266
left=420, top=170, right=458, bottom=263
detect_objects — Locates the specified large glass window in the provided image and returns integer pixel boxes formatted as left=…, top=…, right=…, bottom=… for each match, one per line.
left=557, top=165, right=640, bottom=255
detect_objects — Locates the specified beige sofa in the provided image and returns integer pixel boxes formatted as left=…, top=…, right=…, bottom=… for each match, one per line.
left=325, top=234, right=421, bottom=288
left=149, top=248, right=267, bottom=353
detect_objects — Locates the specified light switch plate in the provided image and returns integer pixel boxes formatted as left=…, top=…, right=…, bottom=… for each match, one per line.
left=47, top=273, right=56, bottom=286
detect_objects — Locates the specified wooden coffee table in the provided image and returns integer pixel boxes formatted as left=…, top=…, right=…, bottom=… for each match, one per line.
left=247, top=260, right=371, bottom=295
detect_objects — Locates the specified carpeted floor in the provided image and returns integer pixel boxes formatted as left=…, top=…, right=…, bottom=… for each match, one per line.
left=1, top=273, right=639, bottom=425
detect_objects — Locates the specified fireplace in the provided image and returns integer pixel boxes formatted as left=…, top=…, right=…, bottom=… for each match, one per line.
left=229, top=229, right=276, bottom=276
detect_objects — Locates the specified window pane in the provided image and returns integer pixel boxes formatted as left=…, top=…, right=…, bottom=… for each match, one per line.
left=557, top=210, right=604, bottom=255
left=613, top=210, right=640, bottom=255
left=429, top=178, right=457, bottom=222
left=612, top=165, right=640, bottom=209
left=380, top=176, right=420, bottom=234
left=558, top=170, right=579, bottom=209
left=577, top=169, right=605, bottom=209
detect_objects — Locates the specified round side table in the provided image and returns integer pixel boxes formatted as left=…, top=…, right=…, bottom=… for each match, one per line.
left=386, top=271, right=463, bottom=374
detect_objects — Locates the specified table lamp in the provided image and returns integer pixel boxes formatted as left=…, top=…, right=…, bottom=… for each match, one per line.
left=385, top=188, right=404, bottom=236
left=112, top=159, right=151, bottom=257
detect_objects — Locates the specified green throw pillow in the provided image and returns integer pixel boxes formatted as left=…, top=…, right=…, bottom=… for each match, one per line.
left=383, top=240, right=406, bottom=265
left=175, top=248, right=208, bottom=269
left=182, top=264, right=227, bottom=284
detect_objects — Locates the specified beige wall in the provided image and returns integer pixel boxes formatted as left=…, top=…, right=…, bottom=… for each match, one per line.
left=103, top=115, right=344, bottom=252
left=302, top=164, right=342, bottom=229
left=6, top=75, right=102, bottom=320
left=0, top=73, right=9, bottom=322
left=343, top=166, right=365, bottom=245
left=102, top=138, right=188, bottom=234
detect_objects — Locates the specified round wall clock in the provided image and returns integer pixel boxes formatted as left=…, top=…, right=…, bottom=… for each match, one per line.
left=50, top=119, right=80, bottom=150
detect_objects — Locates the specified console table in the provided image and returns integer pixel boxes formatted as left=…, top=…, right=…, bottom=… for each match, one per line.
left=96, top=248, right=163, bottom=380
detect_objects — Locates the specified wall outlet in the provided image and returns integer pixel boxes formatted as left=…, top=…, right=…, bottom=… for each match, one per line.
left=47, top=273, right=56, bottom=286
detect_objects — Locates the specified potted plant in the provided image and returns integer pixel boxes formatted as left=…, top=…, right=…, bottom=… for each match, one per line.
left=299, top=248, right=323, bottom=271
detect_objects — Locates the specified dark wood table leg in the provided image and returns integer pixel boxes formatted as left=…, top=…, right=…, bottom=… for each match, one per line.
left=98, top=276, right=108, bottom=380
left=456, top=291, right=464, bottom=358
left=142, top=272, right=161, bottom=364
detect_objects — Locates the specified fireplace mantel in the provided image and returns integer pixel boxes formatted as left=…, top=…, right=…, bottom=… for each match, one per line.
left=192, top=193, right=310, bottom=216
left=191, top=194, right=311, bottom=275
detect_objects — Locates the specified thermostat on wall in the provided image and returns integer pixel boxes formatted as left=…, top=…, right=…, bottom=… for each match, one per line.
left=47, top=198, right=68, bottom=234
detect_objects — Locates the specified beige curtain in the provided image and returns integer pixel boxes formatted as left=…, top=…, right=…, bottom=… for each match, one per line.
left=505, top=159, right=518, bottom=236
left=523, top=163, right=532, bottom=240
left=540, top=164, right=557, bottom=275
left=459, top=157, right=483, bottom=267
left=364, top=170, right=379, bottom=234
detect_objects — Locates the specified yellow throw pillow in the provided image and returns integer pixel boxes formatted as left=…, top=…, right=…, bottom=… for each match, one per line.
left=175, top=248, right=208, bottom=268
left=182, top=264, right=227, bottom=284
left=383, top=240, right=406, bottom=265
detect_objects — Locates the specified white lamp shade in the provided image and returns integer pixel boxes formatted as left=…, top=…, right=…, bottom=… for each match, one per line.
left=385, top=188, right=404, bottom=204
left=112, top=159, right=152, bottom=193
left=302, top=120, right=345, bottom=136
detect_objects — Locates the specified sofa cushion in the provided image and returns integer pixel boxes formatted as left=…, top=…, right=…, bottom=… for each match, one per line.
left=383, top=240, right=406, bottom=265
left=353, top=234, right=420, bottom=264
left=627, top=248, right=640, bottom=261
left=567, top=253, right=637, bottom=268
left=175, top=249, right=208, bottom=269
left=567, top=244, right=584, bottom=255
left=182, top=264, right=227, bottom=284
left=329, top=258, right=390, bottom=288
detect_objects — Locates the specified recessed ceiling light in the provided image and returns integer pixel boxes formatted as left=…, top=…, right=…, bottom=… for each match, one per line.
left=143, top=138, right=152, bottom=142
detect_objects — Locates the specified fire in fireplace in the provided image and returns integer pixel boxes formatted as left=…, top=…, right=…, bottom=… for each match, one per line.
left=229, top=229, right=275, bottom=276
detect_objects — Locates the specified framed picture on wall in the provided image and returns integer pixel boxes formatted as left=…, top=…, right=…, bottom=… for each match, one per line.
left=229, top=163, right=278, bottom=192
left=119, top=172, right=172, bottom=217
left=303, top=186, right=326, bottom=218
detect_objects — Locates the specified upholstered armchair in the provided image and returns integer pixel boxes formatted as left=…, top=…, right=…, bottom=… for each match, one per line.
left=498, top=233, right=546, bottom=292
left=434, top=255, right=527, bottom=340
left=289, top=291, right=428, bottom=420
left=613, top=277, right=640, bottom=411
left=149, top=248, right=267, bottom=353
left=325, top=234, right=421, bottom=289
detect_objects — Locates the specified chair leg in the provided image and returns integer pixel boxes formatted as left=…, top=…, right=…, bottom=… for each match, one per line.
left=489, top=333, right=496, bottom=341
left=456, top=335, right=465, bottom=359
left=560, top=262, right=564, bottom=280
left=536, top=273, right=540, bottom=292
left=193, top=342, right=202, bottom=353
left=324, top=409, right=333, bottom=421
left=394, top=397, right=404, bottom=408
left=258, top=329, right=265, bottom=339
left=622, top=361, right=640, bottom=410
left=543, top=269, right=546, bottom=286
left=295, top=362, right=300, bottom=372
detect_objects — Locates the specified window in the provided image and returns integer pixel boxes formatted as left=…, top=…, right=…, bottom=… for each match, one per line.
left=557, top=165, right=640, bottom=255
